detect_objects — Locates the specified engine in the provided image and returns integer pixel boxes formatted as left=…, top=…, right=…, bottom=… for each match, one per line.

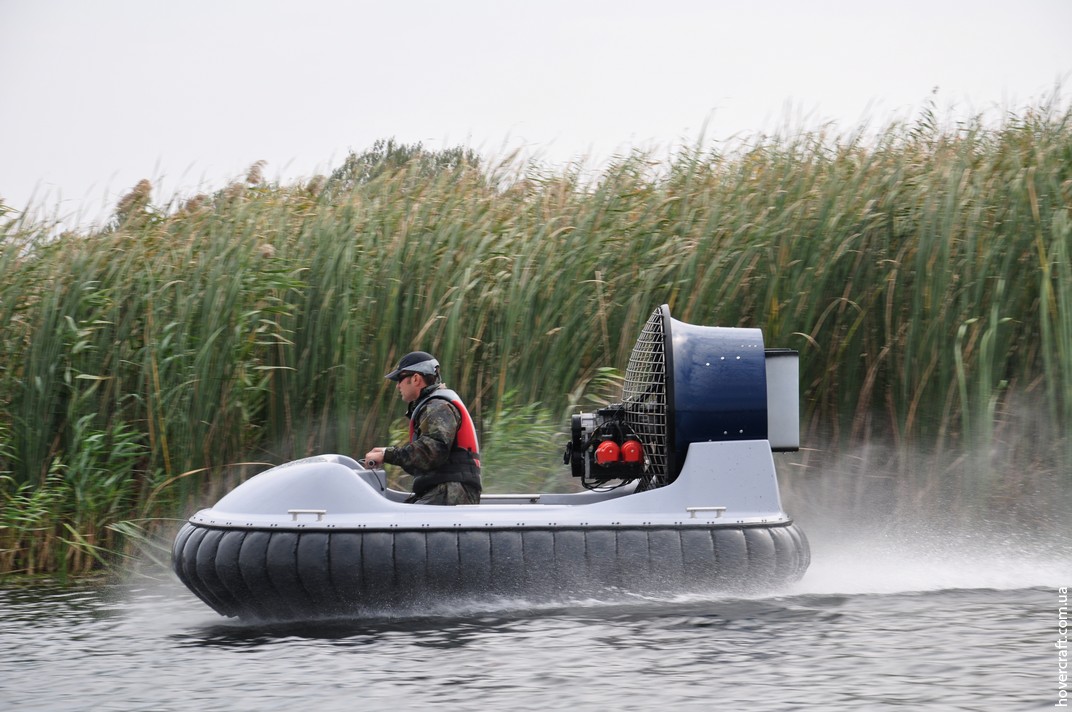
left=564, top=304, right=799, bottom=490
left=564, top=405, right=646, bottom=483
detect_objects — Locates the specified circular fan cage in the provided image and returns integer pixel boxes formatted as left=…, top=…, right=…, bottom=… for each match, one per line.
left=568, top=304, right=796, bottom=490
left=621, top=305, right=674, bottom=485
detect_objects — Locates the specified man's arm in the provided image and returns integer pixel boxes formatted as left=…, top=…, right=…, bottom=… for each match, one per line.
left=382, top=399, right=460, bottom=471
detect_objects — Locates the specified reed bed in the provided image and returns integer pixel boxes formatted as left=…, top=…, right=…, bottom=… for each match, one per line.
left=2, top=104, right=1071, bottom=575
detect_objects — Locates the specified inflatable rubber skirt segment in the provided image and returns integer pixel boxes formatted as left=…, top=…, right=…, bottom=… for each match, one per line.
left=172, top=521, right=811, bottom=621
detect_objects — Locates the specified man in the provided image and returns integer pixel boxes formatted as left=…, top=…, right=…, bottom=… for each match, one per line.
left=364, top=351, right=482, bottom=505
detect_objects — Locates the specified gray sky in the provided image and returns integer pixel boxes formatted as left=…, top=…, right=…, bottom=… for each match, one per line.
left=2, top=0, right=1070, bottom=230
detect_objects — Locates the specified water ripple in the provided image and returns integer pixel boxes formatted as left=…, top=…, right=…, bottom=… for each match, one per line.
left=0, top=576, right=1061, bottom=711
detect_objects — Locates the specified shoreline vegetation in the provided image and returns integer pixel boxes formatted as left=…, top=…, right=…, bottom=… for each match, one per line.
left=2, top=99, right=1071, bottom=578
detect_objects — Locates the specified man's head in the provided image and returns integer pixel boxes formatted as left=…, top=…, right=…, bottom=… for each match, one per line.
left=385, top=351, right=440, bottom=403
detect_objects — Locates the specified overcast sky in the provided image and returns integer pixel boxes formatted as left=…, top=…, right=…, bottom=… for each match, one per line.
left=2, top=0, right=1070, bottom=230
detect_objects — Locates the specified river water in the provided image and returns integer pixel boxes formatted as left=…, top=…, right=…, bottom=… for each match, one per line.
left=2, top=519, right=1068, bottom=712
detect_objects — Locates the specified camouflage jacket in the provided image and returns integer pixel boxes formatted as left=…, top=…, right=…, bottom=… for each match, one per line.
left=382, top=390, right=459, bottom=475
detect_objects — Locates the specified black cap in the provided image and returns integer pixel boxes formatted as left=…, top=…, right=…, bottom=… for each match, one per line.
left=384, top=351, right=440, bottom=381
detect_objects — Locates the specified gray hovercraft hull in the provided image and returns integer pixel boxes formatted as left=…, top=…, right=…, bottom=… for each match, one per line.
left=174, top=519, right=809, bottom=620
left=171, top=442, right=810, bottom=620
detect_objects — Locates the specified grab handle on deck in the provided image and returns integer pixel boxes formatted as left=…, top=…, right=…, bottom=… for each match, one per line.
left=686, top=506, right=727, bottom=519
left=288, top=508, right=327, bottom=521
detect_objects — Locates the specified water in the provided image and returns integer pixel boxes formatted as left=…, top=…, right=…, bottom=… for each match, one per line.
left=2, top=524, right=1068, bottom=712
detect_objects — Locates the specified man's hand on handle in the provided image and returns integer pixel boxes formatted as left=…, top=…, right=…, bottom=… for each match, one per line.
left=364, top=447, right=386, bottom=469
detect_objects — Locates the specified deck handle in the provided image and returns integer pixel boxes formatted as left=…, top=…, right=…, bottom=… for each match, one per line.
left=479, top=494, right=542, bottom=504
left=288, top=508, right=327, bottom=521
left=686, top=506, right=727, bottom=519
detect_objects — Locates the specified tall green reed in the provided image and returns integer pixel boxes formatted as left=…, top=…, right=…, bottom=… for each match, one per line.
left=1, top=99, right=1070, bottom=574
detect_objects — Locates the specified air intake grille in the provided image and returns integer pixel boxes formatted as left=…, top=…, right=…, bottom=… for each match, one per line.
left=622, top=306, right=670, bottom=482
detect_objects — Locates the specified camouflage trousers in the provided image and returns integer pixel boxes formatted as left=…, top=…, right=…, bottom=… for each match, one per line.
left=406, top=481, right=481, bottom=505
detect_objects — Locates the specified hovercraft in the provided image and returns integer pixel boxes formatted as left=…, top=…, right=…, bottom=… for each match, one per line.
left=172, top=306, right=810, bottom=620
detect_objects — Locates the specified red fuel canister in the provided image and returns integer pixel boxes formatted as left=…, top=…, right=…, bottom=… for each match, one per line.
left=620, top=439, right=643, bottom=463
left=594, top=440, right=621, bottom=466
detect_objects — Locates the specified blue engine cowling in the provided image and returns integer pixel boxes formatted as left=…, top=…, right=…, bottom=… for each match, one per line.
left=566, top=305, right=798, bottom=488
